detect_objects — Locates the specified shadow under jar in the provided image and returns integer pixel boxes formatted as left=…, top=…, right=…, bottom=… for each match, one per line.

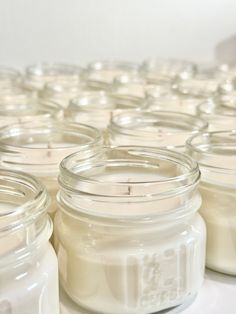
left=0, top=120, right=103, bottom=218
left=186, top=131, right=236, bottom=275
left=196, top=98, right=236, bottom=131
left=64, top=91, right=144, bottom=131
left=108, top=110, right=208, bottom=150
left=55, top=146, right=206, bottom=314
left=0, top=169, right=59, bottom=314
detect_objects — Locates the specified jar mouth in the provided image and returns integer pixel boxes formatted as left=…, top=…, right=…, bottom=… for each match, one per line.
left=26, top=63, right=84, bottom=78
left=172, top=75, right=218, bottom=97
left=110, top=110, right=208, bottom=137
left=0, top=67, right=22, bottom=83
left=43, top=79, right=86, bottom=95
left=0, top=121, right=103, bottom=175
left=0, top=98, right=61, bottom=118
left=87, top=60, right=139, bottom=73
left=186, top=130, right=236, bottom=186
left=68, top=91, right=143, bottom=112
left=139, top=59, right=197, bottom=82
left=60, top=146, right=199, bottom=197
left=0, top=169, right=49, bottom=234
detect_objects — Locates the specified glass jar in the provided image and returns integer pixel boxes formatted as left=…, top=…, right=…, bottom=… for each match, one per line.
left=55, top=146, right=206, bottom=314
left=24, top=63, right=84, bottom=91
left=139, top=58, right=197, bottom=84
left=108, top=110, right=208, bottom=150
left=0, top=96, right=63, bottom=128
left=0, top=169, right=59, bottom=313
left=217, top=78, right=236, bottom=108
left=0, top=120, right=103, bottom=218
left=0, top=66, right=22, bottom=88
left=39, top=79, right=89, bottom=108
left=196, top=98, right=236, bottom=131
left=145, top=85, right=203, bottom=115
left=65, top=91, right=144, bottom=131
left=111, top=73, right=146, bottom=98
left=86, top=60, right=139, bottom=90
left=172, top=74, right=219, bottom=98
left=186, top=131, right=236, bottom=275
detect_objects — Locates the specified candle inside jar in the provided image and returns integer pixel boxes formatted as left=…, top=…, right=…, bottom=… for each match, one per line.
left=0, top=121, right=103, bottom=218
left=0, top=171, right=59, bottom=314
left=55, top=147, right=206, bottom=314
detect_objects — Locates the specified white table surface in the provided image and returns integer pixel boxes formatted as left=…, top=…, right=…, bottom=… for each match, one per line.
left=60, top=269, right=236, bottom=314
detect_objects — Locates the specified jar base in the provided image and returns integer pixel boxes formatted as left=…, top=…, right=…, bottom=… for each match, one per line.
left=60, top=284, right=197, bottom=314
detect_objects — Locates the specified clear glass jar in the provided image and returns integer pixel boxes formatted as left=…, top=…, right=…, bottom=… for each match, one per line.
left=108, top=110, right=208, bottom=150
left=217, top=78, right=236, bottom=108
left=111, top=73, right=146, bottom=98
left=39, top=79, right=89, bottom=108
left=86, top=61, right=139, bottom=90
left=145, top=85, right=203, bottom=115
left=172, top=73, right=219, bottom=98
left=55, top=146, right=206, bottom=314
left=139, top=58, right=197, bottom=84
left=65, top=91, right=144, bottom=130
left=0, top=169, right=59, bottom=313
left=186, top=131, right=236, bottom=275
left=0, top=96, right=63, bottom=128
left=0, top=66, right=22, bottom=88
left=0, top=120, right=103, bottom=218
left=24, top=63, right=84, bottom=91
left=196, top=98, right=236, bottom=131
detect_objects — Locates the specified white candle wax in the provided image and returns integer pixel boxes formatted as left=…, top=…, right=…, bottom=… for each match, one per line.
left=55, top=148, right=206, bottom=314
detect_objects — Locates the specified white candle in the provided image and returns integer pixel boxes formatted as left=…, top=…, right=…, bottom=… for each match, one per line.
left=66, top=91, right=144, bottom=131
left=0, top=121, right=103, bottom=218
left=186, top=131, right=236, bottom=275
left=108, top=110, right=208, bottom=150
left=0, top=170, right=59, bottom=314
left=86, top=61, right=139, bottom=90
left=55, top=147, right=206, bottom=314
left=24, top=63, right=84, bottom=91
left=196, top=98, right=236, bottom=131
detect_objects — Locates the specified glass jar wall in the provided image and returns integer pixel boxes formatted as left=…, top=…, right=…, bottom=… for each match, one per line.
left=24, top=63, right=84, bottom=91
left=108, top=110, right=208, bottom=150
left=186, top=131, right=236, bottom=275
left=0, top=169, right=59, bottom=313
left=55, top=146, right=206, bottom=314
left=65, top=91, right=144, bottom=130
left=0, top=120, right=103, bottom=217
left=196, top=98, right=236, bottom=131
left=86, top=60, right=139, bottom=90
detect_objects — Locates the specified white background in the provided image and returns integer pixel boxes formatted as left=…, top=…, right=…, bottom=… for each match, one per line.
left=1, top=0, right=236, bottom=68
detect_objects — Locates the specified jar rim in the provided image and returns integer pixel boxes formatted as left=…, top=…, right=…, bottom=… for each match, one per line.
left=68, top=91, right=143, bottom=112
left=60, top=145, right=199, bottom=197
left=26, top=62, right=84, bottom=77
left=0, top=66, right=22, bottom=81
left=186, top=130, right=236, bottom=186
left=0, top=169, right=49, bottom=234
left=110, top=110, right=208, bottom=137
left=0, top=120, right=103, bottom=175
left=197, top=98, right=236, bottom=117
left=87, top=60, right=139, bottom=72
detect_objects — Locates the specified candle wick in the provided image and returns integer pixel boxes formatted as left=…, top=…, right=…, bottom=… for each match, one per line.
left=47, top=142, right=53, bottom=158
